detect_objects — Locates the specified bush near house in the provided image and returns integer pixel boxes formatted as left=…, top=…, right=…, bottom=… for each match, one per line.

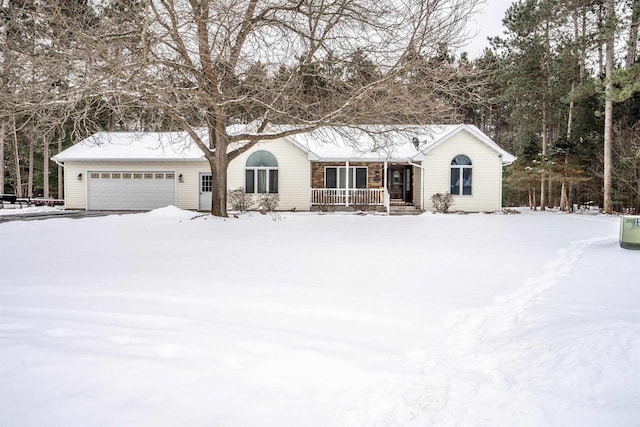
left=258, top=193, right=280, bottom=212
left=228, top=187, right=253, bottom=211
left=432, top=193, right=453, bottom=213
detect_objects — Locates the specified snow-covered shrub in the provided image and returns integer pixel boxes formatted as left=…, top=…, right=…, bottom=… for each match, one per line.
left=258, top=193, right=280, bottom=212
left=228, top=187, right=253, bottom=211
left=432, top=192, right=453, bottom=213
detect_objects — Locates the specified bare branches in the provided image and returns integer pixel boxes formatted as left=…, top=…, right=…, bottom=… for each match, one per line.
left=2, top=0, right=482, bottom=214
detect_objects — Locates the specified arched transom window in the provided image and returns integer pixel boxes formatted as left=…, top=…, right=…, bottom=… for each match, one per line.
left=245, top=150, right=278, bottom=193
left=450, top=154, right=472, bottom=196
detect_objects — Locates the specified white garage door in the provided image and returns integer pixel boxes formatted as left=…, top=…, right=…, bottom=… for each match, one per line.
left=87, top=171, right=176, bottom=210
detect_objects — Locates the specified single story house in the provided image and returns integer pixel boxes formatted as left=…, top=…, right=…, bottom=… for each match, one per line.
left=52, top=124, right=515, bottom=213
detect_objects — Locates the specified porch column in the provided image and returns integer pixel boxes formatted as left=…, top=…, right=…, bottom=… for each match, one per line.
left=345, top=161, right=350, bottom=207
left=383, top=160, right=388, bottom=214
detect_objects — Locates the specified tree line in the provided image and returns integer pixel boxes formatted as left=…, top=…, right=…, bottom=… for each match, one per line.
left=1, top=0, right=638, bottom=215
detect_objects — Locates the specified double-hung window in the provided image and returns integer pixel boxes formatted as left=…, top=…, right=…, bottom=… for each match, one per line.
left=245, top=150, right=278, bottom=193
left=325, top=167, right=367, bottom=189
left=450, top=155, right=472, bottom=196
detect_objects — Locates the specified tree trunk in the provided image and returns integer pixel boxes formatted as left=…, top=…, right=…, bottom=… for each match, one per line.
left=603, top=0, right=615, bottom=214
left=627, top=0, right=640, bottom=69
left=560, top=153, right=569, bottom=211
left=540, top=106, right=547, bottom=211
left=12, top=118, right=22, bottom=197
left=43, top=134, right=50, bottom=198
left=208, top=125, right=229, bottom=217
left=28, top=142, right=34, bottom=198
left=562, top=3, right=583, bottom=213
left=598, top=3, right=605, bottom=76
left=58, top=137, right=63, bottom=199
left=107, top=109, right=115, bottom=132
left=0, top=121, right=4, bottom=194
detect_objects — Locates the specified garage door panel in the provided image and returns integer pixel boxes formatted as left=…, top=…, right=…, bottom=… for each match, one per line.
left=88, top=171, right=175, bottom=210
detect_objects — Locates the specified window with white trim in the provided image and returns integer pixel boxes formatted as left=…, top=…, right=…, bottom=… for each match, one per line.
left=245, top=150, right=278, bottom=193
left=325, top=166, right=368, bottom=189
left=201, top=175, right=212, bottom=192
left=450, top=155, right=472, bottom=196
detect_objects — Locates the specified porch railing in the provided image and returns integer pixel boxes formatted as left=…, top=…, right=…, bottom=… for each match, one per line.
left=311, top=188, right=385, bottom=206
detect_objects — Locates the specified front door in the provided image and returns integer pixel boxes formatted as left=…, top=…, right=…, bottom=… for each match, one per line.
left=389, top=166, right=404, bottom=200
left=388, top=166, right=412, bottom=202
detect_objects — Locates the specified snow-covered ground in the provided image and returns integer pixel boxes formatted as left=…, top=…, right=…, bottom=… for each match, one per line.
left=0, top=205, right=61, bottom=215
left=0, top=207, right=638, bottom=426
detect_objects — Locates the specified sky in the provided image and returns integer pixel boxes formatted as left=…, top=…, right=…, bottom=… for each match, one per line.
left=462, top=0, right=515, bottom=57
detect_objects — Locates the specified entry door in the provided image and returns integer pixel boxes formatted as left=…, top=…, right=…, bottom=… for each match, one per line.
left=388, top=166, right=404, bottom=200
left=199, top=173, right=212, bottom=211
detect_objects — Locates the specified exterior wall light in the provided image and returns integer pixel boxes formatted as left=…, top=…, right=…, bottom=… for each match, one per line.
left=77, top=173, right=82, bottom=180
left=178, top=173, right=183, bottom=183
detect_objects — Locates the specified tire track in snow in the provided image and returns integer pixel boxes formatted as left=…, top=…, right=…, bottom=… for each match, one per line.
left=348, top=234, right=619, bottom=426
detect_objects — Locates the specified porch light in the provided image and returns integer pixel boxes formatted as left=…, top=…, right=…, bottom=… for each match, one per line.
left=178, top=173, right=183, bottom=183
left=77, top=173, right=82, bottom=180
left=374, top=168, right=381, bottom=182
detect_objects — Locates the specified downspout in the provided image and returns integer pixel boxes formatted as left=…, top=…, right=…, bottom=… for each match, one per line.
left=499, top=155, right=503, bottom=211
left=53, top=158, right=66, bottom=208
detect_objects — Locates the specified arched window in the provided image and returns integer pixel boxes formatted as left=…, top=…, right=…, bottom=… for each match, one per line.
left=450, top=155, right=472, bottom=196
left=245, top=150, right=278, bottom=193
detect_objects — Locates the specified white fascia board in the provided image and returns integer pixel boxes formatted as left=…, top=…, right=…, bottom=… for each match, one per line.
left=52, top=158, right=207, bottom=162
left=310, top=157, right=414, bottom=163
left=462, top=124, right=516, bottom=164
left=279, top=135, right=322, bottom=161
left=421, top=124, right=516, bottom=165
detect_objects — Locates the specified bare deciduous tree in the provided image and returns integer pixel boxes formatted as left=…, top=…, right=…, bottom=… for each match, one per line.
left=42, top=0, right=483, bottom=216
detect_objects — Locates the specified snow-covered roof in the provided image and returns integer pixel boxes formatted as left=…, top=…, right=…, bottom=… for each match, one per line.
left=282, top=124, right=515, bottom=164
left=53, top=124, right=515, bottom=165
left=52, top=131, right=206, bottom=162
left=281, top=125, right=456, bottom=161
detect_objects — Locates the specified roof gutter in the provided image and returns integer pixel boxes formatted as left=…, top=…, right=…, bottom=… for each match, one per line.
left=49, top=158, right=207, bottom=162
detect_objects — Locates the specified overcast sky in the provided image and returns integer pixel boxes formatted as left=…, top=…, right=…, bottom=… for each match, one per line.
left=462, top=0, right=515, bottom=57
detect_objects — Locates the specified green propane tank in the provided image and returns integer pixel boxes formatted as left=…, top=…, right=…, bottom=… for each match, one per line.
left=620, top=216, right=640, bottom=250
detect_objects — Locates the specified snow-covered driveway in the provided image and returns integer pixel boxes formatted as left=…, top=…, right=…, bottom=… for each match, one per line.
left=1, top=208, right=638, bottom=426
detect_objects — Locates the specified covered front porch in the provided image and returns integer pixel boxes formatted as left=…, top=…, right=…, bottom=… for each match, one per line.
left=310, top=161, right=422, bottom=212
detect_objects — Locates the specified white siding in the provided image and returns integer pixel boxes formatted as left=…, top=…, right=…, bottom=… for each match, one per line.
left=62, top=161, right=209, bottom=210
left=227, top=138, right=310, bottom=211
left=62, top=138, right=310, bottom=211
left=422, top=130, right=503, bottom=212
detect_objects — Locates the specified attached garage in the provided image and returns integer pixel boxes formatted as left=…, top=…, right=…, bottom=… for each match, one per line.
left=87, top=171, right=176, bottom=210
left=52, top=132, right=210, bottom=211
